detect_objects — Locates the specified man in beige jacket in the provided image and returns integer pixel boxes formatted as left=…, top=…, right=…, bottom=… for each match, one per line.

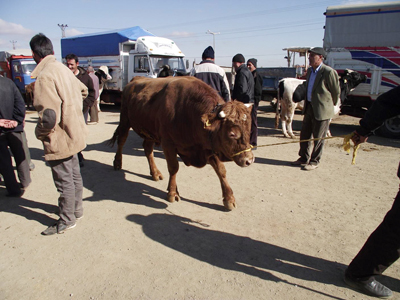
left=30, top=33, right=88, bottom=235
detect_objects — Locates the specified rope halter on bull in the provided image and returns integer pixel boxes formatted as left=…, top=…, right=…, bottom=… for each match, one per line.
left=250, top=132, right=360, bottom=164
left=204, top=103, right=359, bottom=163
left=232, top=145, right=254, bottom=157
left=204, top=103, right=255, bottom=158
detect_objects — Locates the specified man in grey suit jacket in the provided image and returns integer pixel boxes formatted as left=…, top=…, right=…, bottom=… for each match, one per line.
left=291, top=47, right=340, bottom=171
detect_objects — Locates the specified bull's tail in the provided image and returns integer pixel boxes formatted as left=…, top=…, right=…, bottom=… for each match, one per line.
left=107, top=128, right=120, bottom=147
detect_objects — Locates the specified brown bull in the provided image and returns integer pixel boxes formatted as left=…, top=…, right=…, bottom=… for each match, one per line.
left=108, top=76, right=254, bottom=210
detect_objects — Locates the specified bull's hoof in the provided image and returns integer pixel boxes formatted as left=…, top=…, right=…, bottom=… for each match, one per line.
left=113, top=160, right=122, bottom=170
left=167, top=193, right=180, bottom=203
left=223, top=200, right=237, bottom=211
left=151, top=172, right=164, bottom=181
left=283, top=133, right=290, bottom=138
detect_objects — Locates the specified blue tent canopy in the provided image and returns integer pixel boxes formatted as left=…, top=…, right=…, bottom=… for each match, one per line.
left=61, top=26, right=155, bottom=57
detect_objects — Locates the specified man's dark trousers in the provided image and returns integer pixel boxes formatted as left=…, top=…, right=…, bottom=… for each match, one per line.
left=347, top=187, right=400, bottom=278
left=298, top=103, right=330, bottom=165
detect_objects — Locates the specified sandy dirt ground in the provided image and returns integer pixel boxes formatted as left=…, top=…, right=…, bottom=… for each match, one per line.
left=1, top=101, right=399, bottom=300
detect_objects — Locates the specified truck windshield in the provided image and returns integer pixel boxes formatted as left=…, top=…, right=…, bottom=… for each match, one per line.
left=21, top=63, right=37, bottom=74
left=150, top=56, right=186, bottom=74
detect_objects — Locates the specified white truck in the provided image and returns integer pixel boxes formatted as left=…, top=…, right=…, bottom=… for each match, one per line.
left=61, top=26, right=187, bottom=104
left=323, top=1, right=400, bottom=137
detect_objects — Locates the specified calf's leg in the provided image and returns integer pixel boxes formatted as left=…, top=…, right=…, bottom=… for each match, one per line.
left=143, top=139, right=163, bottom=181
left=208, top=155, right=236, bottom=210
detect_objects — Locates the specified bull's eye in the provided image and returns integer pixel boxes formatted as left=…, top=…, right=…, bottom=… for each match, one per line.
left=229, top=126, right=241, bottom=140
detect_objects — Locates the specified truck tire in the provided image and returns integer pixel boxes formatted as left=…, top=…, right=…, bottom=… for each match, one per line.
left=376, top=115, right=400, bottom=138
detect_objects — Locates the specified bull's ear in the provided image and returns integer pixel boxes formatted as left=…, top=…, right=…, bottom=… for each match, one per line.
left=244, top=103, right=253, bottom=114
left=201, top=113, right=217, bottom=130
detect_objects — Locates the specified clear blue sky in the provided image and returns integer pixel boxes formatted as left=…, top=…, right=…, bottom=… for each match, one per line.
left=0, top=0, right=391, bottom=68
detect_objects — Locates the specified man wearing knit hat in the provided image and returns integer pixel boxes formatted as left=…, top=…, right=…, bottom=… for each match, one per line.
left=247, top=58, right=263, bottom=147
left=190, top=46, right=230, bottom=102
left=232, top=54, right=254, bottom=104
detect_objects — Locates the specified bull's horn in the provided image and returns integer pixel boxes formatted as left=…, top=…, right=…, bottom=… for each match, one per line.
left=218, top=111, right=226, bottom=118
left=244, top=103, right=253, bottom=108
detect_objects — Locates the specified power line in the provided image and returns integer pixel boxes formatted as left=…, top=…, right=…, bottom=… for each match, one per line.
left=171, top=22, right=323, bottom=44
left=147, top=0, right=341, bottom=31
left=63, top=0, right=340, bottom=36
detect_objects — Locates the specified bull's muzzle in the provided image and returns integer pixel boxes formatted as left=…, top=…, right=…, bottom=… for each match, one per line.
left=232, top=146, right=254, bottom=167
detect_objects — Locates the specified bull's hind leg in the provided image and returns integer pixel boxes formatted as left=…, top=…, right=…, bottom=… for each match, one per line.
left=113, top=124, right=130, bottom=170
left=208, top=155, right=236, bottom=211
left=143, top=139, right=163, bottom=181
left=162, top=144, right=180, bottom=203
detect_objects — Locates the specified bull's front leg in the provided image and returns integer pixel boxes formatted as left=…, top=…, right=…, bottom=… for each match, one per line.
left=162, top=143, right=180, bottom=203
left=208, top=155, right=236, bottom=211
left=143, top=139, right=163, bottom=181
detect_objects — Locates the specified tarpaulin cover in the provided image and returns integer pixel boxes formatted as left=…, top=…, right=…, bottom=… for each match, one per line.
left=0, top=50, right=32, bottom=62
left=61, top=26, right=155, bottom=57
left=323, top=2, right=400, bottom=49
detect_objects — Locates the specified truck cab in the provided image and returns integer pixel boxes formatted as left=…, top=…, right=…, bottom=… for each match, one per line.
left=10, top=57, right=37, bottom=96
left=62, top=28, right=187, bottom=104
left=0, top=52, right=36, bottom=98
left=128, top=36, right=186, bottom=79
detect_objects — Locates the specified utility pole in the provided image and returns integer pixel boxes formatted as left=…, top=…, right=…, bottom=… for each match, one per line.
left=10, top=40, right=17, bottom=50
left=58, top=24, right=68, bottom=38
left=206, top=30, right=220, bottom=57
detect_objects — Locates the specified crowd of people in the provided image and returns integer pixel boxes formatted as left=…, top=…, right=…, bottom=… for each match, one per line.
left=0, top=33, right=399, bottom=298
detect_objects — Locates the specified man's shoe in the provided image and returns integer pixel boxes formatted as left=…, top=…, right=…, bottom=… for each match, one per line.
left=344, top=271, right=393, bottom=298
left=87, top=121, right=98, bottom=125
left=291, top=158, right=308, bottom=166
left=76, top=215, right=84, bottom=221
left=302, top=164, right=318, bottom=171
left=6, top=190, right=24, bottom=197
left=41, top=222, right=76, bottom=235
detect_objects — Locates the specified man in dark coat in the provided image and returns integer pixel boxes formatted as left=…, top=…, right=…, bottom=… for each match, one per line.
left=65, top=54, right=95, bottom=123
left=344, top=85, right=400, bottom=299
left=231, top=53, right=254, bottom=104
left=0, top=76, right=31, bottom=196
left=247, top=58, right=263, bottom=146
left=65, top=53, right=95, bottom=167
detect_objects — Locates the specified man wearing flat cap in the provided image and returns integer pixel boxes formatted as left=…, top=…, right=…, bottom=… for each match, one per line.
left=232, top=53, right=254, bottom=104
left=247, top=58, right=263, bottom=147
left=291, top=47, right=340, bottom=171
left=191, top=46, right=230, bottom=102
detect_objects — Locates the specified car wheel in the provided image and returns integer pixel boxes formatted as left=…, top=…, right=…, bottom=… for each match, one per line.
left=376, top=115, right=400, bottom=138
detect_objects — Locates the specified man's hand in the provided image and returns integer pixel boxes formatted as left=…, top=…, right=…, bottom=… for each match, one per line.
left=351, top=131, right=368, bottom=145
left=0, top=119, right=18, bottom=128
